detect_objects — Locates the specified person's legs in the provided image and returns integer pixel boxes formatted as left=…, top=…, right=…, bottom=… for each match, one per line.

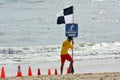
left=60, top=55, right=66, bottom=74
left=60, top=63, right=64, bottom=74
left=66, top=54, right=73, bottom=73
left=69, top=60, right=73, bottom=73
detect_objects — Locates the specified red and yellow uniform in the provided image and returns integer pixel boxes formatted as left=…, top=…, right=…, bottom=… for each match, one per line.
left=60, top=40, right=74, bottom=64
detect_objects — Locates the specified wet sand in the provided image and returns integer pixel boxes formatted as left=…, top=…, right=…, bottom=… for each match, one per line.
left=1, top=72, right=120, bottom=80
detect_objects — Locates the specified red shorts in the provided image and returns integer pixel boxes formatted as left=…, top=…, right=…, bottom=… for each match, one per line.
left=61, top=54, right=73, bottom=64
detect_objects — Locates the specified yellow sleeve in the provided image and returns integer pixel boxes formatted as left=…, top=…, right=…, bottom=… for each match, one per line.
left=69, top=42, right=74, bottom=50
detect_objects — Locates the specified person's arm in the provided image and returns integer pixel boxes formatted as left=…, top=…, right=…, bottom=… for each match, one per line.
left=69, top=42, right=74, bottom=50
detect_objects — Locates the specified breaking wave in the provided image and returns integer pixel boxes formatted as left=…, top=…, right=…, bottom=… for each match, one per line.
left=0, top=41, right=120, bottom=64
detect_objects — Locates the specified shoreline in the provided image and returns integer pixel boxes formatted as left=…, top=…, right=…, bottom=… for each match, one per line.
left=1, top=72, right=120, bottom=80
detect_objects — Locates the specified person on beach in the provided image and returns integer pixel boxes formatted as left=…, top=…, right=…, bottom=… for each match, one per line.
left=60, top=36, right=74, bottom=74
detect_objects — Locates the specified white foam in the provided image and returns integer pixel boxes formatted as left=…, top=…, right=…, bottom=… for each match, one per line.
left=0, top=42, right=120, bottom=64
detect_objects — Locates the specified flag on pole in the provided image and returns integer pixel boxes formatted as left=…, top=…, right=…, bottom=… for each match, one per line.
left=57, top=6, right=74, bottom=24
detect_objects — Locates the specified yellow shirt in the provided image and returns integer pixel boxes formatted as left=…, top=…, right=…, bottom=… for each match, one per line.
left=61, top=40, right=74, bottom=55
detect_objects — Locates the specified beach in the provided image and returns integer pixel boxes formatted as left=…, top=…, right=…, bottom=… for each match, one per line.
left=0, top=72, right=119, bottom=80
left=0, top=0, right=120, bottom=80
left=1, top=59, right=120, bottom=79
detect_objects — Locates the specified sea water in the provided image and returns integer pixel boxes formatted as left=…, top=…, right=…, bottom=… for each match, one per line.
left=0, top=0, right=120, bottom=67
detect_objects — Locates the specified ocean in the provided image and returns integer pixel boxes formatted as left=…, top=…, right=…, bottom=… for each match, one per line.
left=0, top=0, right=120, bottom=69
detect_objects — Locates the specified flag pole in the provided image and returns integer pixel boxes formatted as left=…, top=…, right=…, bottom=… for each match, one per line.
left=71, top=6, right=74, bottom=74
left=72, top=5, right=74, bottom=59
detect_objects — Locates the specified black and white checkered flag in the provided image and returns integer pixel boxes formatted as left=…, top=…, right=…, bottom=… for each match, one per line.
left=57, top=6, right=74, bottom=24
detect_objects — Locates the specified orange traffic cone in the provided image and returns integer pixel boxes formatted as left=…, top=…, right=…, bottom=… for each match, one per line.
left=17, top=65, right=22, bottom=77
left=28, top=66, right=32, bottom=76
left=37, top=68, right=41, bottom=76
left=48, top=68, right=51, bottom=75
left=54, top=68, right=58, bottom=75
left=66, top=67, right=70, bottom=74
left=1, top=66, right=6, bottom=78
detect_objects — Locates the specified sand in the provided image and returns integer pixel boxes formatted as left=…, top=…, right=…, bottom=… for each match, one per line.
left=1, top=60, right=120, bottom=80
left=0, top=72, right=120, bottom=80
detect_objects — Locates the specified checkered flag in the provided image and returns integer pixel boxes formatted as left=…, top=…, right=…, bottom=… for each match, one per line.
left=57, top=6, right=74, bottom=24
